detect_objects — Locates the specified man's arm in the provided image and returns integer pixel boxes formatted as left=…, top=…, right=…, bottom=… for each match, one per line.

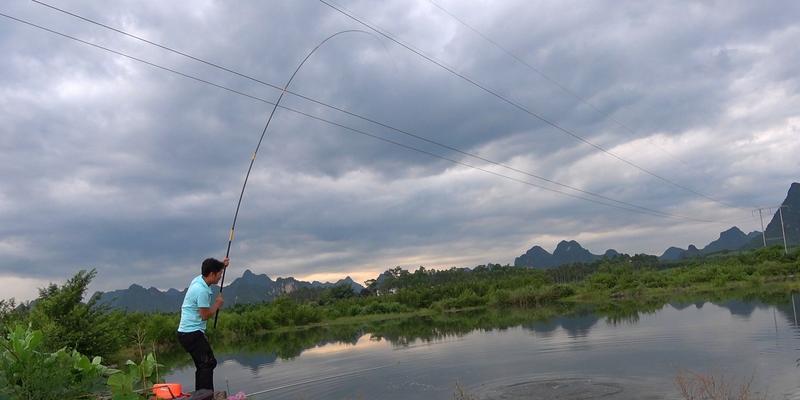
left=198, top=295, right=224, bottom=321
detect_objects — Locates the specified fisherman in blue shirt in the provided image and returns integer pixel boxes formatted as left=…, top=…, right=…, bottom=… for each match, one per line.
left=177, top=257, right=229, bottom=392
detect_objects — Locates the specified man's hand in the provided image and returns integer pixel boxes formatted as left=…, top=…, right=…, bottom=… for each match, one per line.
left=199, top=295, right=224, bottom=320
left=222, top=257, right=230, bottom=268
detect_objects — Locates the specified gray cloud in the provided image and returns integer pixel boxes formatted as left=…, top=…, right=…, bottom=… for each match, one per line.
left=1, top=0, right=798, bottom=299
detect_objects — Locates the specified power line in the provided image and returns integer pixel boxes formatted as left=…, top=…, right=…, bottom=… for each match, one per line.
left=0, top=11, right=725, bottom=224
left=426, top=0, right=692, bottom=168
left=22, top=3, right=724, bottom=220
left=28, top=0, right=673, bottom=218
left=35, top=0, right=741, bottom=211
left=317, top=0, right=741, bottom=209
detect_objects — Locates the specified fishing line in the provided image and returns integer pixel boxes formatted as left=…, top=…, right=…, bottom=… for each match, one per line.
left=214, top=29, right=380, bottom=328
left=244, top=363, right=395, bottom=398
left=24, top=2, right=743, bottom=222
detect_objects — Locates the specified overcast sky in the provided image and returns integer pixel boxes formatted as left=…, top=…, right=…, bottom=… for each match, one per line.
left=1, top=0, right=798, bottom=301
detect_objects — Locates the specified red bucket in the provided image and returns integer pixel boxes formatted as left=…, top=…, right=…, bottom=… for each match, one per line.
left=152, top=383, right=186, bottom=399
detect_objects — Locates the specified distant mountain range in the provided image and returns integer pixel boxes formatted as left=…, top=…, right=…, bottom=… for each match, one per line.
left=96, top=269, right=363, bottom=313
left=658, top=227, right=761, bottom=261
left=516, top=182, right=799, bottom=267
left=99, top=183, right=799, bottom=311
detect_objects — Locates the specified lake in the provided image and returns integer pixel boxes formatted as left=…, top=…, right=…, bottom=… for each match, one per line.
left=167, top=299, right=800, bottom=399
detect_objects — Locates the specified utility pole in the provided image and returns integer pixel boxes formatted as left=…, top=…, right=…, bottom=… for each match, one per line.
left=754, top=208, right=767, bottom=248
left=779, top=205, right=788, bottom=255
left=753, top=205, right=790, bottom=253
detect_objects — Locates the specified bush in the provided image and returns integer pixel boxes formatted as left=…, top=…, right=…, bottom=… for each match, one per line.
left=142, top=313, right=181, bottom=346
left=0, top=325, right=109, bottom=400
left=362, top=301, right=408, bottom=314
left=269, top=298, right=322, bottom=326
left=28, top=270, right=122, bottom=358
left=106, top=352, right=163, bottom=399
left=496, top=285, right=575, bottom=307
left=433, top=289, right=486, bottom=311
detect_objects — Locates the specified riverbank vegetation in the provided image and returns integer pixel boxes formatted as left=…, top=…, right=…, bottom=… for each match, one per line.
left=0, top=245, right=797, bottom=399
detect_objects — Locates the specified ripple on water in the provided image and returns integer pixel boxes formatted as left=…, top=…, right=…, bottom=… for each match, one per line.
left=474, top=377, right=668, bottom=400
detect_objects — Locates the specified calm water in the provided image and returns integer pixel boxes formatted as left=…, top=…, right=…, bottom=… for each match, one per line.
left=167, top=300, right=800, bottom=399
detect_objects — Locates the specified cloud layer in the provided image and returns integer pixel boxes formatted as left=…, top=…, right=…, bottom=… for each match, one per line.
left=1, top=0, right=798, bottom=300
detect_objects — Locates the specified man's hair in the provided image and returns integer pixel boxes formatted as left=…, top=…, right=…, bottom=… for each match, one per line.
left=202, top=258, right=225, bottom=277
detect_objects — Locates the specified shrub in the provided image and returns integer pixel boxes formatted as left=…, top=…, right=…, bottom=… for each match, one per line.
left=106, top=352, right=163, bottom=399
left=28, top=270, right=122, bottom=358
left=362, top=301, right=407, bottom=314
left=433, top=289, right=486, bottom=311
left=0, top=325, right=109, bottom=400
left=675, top=370, right=766, bottom=400
left=496, top=285, right=575, bottom=307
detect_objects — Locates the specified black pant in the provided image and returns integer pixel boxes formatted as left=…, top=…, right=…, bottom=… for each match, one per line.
left=177, top=331, right=217, bottom=391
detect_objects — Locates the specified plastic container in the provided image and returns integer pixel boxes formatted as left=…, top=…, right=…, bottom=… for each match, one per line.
left=152, top=383, right=185, bottom=399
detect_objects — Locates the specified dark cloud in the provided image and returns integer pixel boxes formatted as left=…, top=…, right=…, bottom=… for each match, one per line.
left=1, top=0, right=798, bottom=299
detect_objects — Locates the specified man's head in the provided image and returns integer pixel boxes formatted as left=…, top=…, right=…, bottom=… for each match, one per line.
left=201, top=258, right=226, bottom=285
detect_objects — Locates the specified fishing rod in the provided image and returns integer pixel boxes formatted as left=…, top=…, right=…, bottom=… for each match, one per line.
left=214, top=29, right=376, bottom=328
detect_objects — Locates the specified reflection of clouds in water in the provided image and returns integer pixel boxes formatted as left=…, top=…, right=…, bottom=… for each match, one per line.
left=302, top=333, right=385, bottom=356
left=219, top=354, right=278, bottom=374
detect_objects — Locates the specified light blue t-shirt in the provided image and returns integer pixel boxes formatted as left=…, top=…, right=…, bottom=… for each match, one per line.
left=178, top=275, right=213, bottom=333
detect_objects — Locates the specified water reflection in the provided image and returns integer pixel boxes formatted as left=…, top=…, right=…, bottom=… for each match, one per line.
left=197, top=294, right=799, bottom=367
left=165, top=293, right=800, bottom=399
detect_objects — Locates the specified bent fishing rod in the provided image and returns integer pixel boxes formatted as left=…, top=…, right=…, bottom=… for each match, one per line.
left=214, top=29, right=375, bottom=328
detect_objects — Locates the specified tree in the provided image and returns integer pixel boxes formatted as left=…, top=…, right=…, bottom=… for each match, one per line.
left=328, top=284, right=356, bottom=300
left=0, top=298, right=27, bottom=330
left=29, top=269, right=122, bottom=358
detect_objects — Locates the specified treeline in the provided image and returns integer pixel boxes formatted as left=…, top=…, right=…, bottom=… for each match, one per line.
left=137, top=246, right=800, bottom=346
left=0, top=246, right=797, bottom=385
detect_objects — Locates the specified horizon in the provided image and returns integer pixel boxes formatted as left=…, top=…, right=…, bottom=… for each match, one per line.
left=10, top=218, right=790, bottom=302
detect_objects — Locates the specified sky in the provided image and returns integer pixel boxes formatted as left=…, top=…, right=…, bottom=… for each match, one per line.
left=1, top=0, right=799, bottom=301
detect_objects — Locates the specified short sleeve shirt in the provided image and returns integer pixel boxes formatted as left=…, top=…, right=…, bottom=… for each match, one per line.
left=178, top=275, right=213, bottom=333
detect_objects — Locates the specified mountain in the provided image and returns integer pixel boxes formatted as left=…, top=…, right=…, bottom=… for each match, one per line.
left=701, top=227, right=752, bottom=254
left=603, top=249, right=620, bottom=258
left=96, top=284, right=185, bottom=313
left=96, top=270, right=364, bottom=312
left=660, top=226, right=764, bottom=261
left=514, top=240, right=619, bottom=269
left=685, top=244, right=701, bottom=258
left=659, top=244, right=700, bottom=261
left=333, top=277, right=364, bottom=292
left=660, top=247, right=686, bottom=261
left=515, top=246, right=558, bottom=268
left=222, top=269, right=280, bottom=305
left=760, top=182, right=800, bottom=247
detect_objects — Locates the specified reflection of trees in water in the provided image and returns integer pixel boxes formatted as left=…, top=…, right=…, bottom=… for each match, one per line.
left=714, top=300, right=758, bottom=317
left=668, top=301, right=703, bottom=310
left=599, top=300, right=663, bottom=327
left=209, top=290, right=797, bottom=368
left=669, top=287, right=797, bottom=321
left=524, top=314, right=598, bottom=338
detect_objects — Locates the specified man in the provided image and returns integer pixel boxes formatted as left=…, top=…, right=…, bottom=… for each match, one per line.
left=177, top=257, right=229, bottom=392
